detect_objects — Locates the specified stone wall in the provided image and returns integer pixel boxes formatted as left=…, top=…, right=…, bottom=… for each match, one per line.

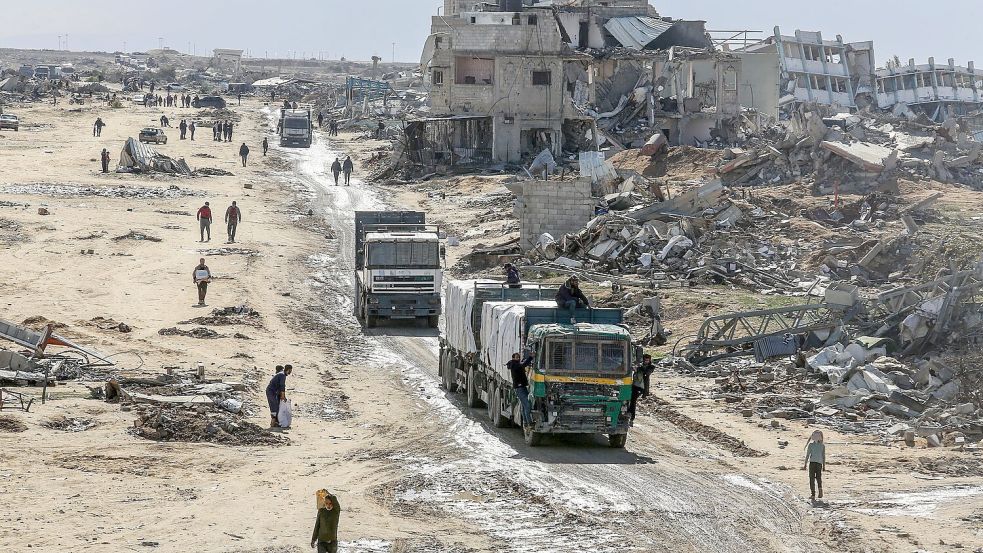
left=508, top=178, right=595, bottom=250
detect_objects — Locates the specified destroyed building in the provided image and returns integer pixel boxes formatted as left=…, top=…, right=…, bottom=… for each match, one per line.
left=416, top=0, right=742, bottom=164
left=876, top=58, right=983, bottom=122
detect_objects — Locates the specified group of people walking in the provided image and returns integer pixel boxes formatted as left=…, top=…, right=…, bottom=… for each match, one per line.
left=213, top=120, right=235, bottom=141
left=178, top=119, right=196, bottom=140
left=330, top=156, right=354, bottom=185
left=196, top=200, right=243, bottom=243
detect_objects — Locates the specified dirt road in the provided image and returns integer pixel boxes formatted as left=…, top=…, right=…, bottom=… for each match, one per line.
left=277, top=108, right=830, bottom=553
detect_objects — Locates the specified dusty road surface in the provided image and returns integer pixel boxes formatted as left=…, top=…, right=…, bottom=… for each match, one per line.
left=3, top=94, right=976, bottom=553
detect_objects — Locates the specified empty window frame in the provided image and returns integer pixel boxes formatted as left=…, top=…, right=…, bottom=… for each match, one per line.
left=455, top=56, right=494, bottom=85
left=532, top=70, right=551, bottom=86
left=432, top=70, right=444, bottom=86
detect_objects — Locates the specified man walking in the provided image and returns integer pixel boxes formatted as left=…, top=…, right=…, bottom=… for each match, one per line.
left=197, top=201, right=212, bottom=242
left=239, top=143, right=250, bottom=167
left=330, top=158, right=342, bottom=186
left=311, top=490, right=341, bottom=553
left=213, top=122, right=220, bottom=141
left=189, top=121, right=196, bottom=141
left=262, top=137, right=269, bottom=156
left=93, top=117, right=106, bottom=137
left=317, top=112, right=324, bottom=128
left=507, top=351, right=535, bottom=428
left=342, top=156, right=354, bottom=185
left=192, top=257, right=211, bottom=307
left=627, top=353, right=656, bottom=423
left=100, top=148, right=111, bottom=173
left=225, top=201, right=242, bottom=243
left=227, top=121, right=234, bottom=142
left=179, top=119, right=187, bottom=140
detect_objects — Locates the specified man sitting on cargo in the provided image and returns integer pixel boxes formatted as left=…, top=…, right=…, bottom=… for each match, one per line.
left=504, top=263, right=521, bottom=288
left=508, top=351, right=535, bottom=428
left=555, top=276, right=590, bottom=324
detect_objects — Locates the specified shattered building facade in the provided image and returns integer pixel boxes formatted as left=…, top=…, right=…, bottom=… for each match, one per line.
left=417, top=0, right=742, bottom=163
left=876, top=58, right=983, bottom=121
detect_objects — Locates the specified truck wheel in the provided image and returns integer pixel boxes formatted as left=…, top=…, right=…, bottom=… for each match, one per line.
left=427, top=315, right=439, bottom=328
left=608, top=433, right=628, bottom=448
left=490, top=385, right=507, bottom=428
left=524, top=426, right=544, bottom=447
left=441, top=352, right=458, bottom=393
left=365, top=313, right=377, bottom=328
left=466, top=365, right=480, bottom=408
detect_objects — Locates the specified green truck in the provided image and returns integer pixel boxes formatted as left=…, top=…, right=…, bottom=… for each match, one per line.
left=439, top=280, right=637, bottom=447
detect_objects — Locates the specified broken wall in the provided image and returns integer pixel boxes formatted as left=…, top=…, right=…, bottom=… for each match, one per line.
left=735, top=52, right=781, bottom=119
left=509, top=178, right=595, bottom=250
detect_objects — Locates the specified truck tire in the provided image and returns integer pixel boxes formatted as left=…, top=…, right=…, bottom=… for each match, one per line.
left=444, top=353, right=458, bottom=393
left=466, top=365, right=480, bottom=408
left=427, top=315, right=439, bottom=328
left=608, top=433, right=628, bottom=448
left=489, top=385, right=507, bottom=428
left=524, top=427, right=544, bottom=447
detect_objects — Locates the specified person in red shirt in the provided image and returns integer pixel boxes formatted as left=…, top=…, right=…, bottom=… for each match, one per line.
left=197, top=202, right=212, bottom=242
left=225, top=201, right=242, bottom=243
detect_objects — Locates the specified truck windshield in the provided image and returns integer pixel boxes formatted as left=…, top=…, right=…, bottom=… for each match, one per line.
left=367, top=241, right=439, bottom=268
left=545, top=340, right=628, bottom=376
left=284, top=119, right=309, bottom=129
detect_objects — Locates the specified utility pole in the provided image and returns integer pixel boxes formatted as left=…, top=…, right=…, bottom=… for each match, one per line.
left=65, top=33, right=69, bottom=50
left=123, top=40, right=127, bottom=53
left=392, top=42, right=396, bottom=65
left=158, top=37, right=163, bottom=50
left=57, top=35, right=62, bottom=50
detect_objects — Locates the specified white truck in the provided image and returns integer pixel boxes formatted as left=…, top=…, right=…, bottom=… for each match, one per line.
left=279, top=108, right=312, bottom=148
left=353, top=211, right=442, bottom=328
left=439, top=280, right=637, bottom=447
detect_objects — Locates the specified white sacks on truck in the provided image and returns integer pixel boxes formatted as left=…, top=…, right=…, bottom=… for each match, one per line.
left=444, top=279, right=496, bottom=354
left=479, top=300, right=555, bottom=383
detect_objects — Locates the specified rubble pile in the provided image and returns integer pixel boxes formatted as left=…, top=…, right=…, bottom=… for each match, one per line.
left=716, top=108, right=983, bottom=193
left=130, top=404, right=285, bottom=445
left=666, top=344, right=983, bottom=447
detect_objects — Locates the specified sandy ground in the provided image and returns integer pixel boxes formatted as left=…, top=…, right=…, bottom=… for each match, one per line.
left=0, top=91, right=981, bottom=553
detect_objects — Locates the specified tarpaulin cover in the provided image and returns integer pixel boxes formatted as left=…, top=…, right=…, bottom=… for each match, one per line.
left=480, top=301, right=555, bottom=383
left=444, top=279, right=497, bottom=354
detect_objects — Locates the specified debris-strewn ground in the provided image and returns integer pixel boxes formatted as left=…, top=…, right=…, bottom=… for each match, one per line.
left=0, top=415, right=28, bottom=433
left=130, top=404, right=286, bottom=446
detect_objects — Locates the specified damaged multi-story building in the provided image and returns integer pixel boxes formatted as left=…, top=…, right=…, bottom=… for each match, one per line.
left=412, top=0, right=774, bottom=165
left=739, top=27, right=983, bottom=124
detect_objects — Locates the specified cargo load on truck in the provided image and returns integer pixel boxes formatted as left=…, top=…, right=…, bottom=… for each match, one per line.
left=439, top=280, right=636, bottom=447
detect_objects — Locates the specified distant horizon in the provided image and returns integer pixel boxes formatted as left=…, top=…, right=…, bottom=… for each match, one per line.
left=2, top=0, right=980, bottom=68
left=0, top=46, right=419, bottom=66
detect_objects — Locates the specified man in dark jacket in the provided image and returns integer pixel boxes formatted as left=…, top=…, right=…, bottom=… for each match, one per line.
left=225, top=201, right=242, bottom=243
left=504, top=263, right=521, bottom=288
left=555, top=276, right=590, bottom=323
left=628, top=354, right=656, bottom=423
left=265, top=364, right=292, bottom=428
left=342, top=156, right=354, bottom=185
left=100, top=148, right=111, bottom=173
left=311, top=489, right=341, bottom=553
left=330, top=158, right=342, bottom=185
left=262, top=137, right=269, bottom=156
left=93, top=117, right=106, bottom=137
left=507, top=351, right=535, bottom=427
left=239, top=143, right=249, bottom=167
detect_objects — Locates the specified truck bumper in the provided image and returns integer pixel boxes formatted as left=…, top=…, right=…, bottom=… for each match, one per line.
left=279, top=137, right=310, bottom=147
left=366, top=294, right=441, bottom=319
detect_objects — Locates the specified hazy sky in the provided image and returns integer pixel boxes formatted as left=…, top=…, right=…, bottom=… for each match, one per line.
left=1, top=1, right=979, bottom=66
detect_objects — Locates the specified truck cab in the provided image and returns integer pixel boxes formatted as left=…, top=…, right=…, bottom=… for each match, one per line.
left=279, top=108, right=312, bottom=148
left=354, top=211, right=442, bottom=328
left=522, top=310, right=635, bottom=447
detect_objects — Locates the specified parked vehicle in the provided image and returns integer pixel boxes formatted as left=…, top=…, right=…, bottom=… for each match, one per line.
left=0, top=114, right=19, bottom=131
left=279, top=108, right=312, bottom=148
left=192, top=96, right=226, bottom=109
left=131, top=94, right=147, bottom=106
left=439, top=281, right=637, bottom=447
left=165, top=82, right=184, bottom=91
left=138, top=127, right=167, bottom=144
left=353, top=211, right=442, bottom=328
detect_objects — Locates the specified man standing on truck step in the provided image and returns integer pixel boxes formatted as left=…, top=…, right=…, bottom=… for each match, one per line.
left=508, top=351, right=535, bottom=428
left=239, top=143, right=249, bottom=167
left=197, top=201, right=212, bottom=242
left=555, top=276, right=590, bottom=324
left=225, top=201, right=242, bottom=243
left=342, top=156, right=354, bottom=185
left=330, top=158, right=342, bottom=186
left=192, top=257, right=211, bottom=307
left=628, top=353, right=655, bottom=424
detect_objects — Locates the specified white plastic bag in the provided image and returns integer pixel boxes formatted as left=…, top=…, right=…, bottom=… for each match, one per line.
left=277, top=399, right=292, bottom=429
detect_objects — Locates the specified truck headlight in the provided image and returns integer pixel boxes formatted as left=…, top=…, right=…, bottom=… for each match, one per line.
left=368, top=297, right=380, bottom=304
left=428, top=297, right=439, bottom=305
